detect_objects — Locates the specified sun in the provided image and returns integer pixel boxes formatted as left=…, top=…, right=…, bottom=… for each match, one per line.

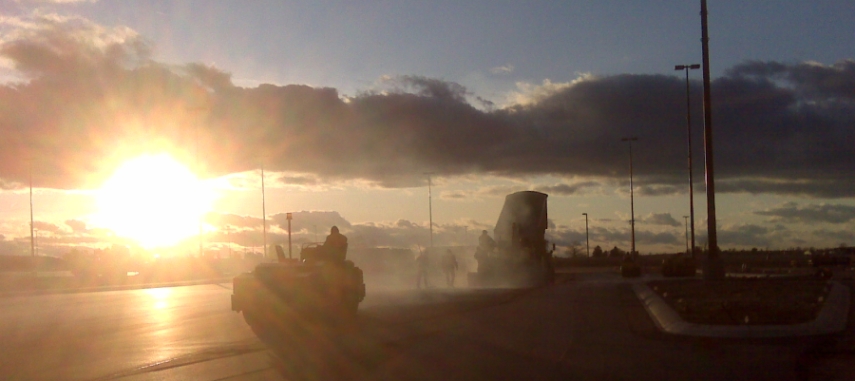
left=92, top=153, right=217, bottom=249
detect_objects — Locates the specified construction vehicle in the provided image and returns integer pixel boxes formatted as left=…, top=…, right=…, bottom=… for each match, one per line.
left=231, top=243, right=365, bottom=334
left=468, top=191, right=555, bottom=287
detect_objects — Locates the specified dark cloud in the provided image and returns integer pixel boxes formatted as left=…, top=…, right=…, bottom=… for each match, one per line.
left=534, top=181, right=599, bottom=196
left=755, top=203, right=855, bottom=224
left=636, top=184, right=685, bottom=197
left=1, top=16, right=853, bottom=198
left=384, top=75, right=470, bottom=103
left=715, top=179, right=853, bottom=199
left=278, top=174, right=320, bottom=186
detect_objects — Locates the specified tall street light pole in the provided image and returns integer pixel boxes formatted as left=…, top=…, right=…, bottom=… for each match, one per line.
left=424, top=172, right=434, bottom=250
left=683, top=215, right=690, bottom=255
left=29, top=166, right=34, bottom=259
left=621, top=137, right=638, bottom=256
left=286, top=212, right=292, bottom=259
left=261, top=166, right=267, bottom=259
left=700, top=0, right=724, bottom=279
left=582, top=213, right=589, bottom=257
left=676, top=64, right=700, bottom=258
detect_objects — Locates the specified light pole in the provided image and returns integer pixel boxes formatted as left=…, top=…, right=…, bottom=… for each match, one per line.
left=683, top=216, right=690, bottom=255
left=675, top=64, right=700, bottom=258
left=621, top=137, right=638, bottom=256
left=261, top=166, right=267, bottom=259
left=424, top=172, right=434, bottom=250
left=286, top=212, right=292, bottom=259
left=29, top=166, right=34, bottom=258
left=582, top=213, right=589, bottom=257
left=700, top=0, right=723, bottom=279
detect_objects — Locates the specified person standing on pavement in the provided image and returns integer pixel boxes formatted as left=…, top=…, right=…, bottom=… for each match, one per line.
left=416, top=250, right=430, bottom=289
left=441, top=249, right=459, bottom=288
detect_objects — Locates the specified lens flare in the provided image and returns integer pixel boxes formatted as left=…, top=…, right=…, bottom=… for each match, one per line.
left=92, top=153, right=216, bottom=249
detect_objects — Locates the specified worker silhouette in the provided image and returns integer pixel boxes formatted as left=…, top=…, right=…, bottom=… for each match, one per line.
left=322, top=226, right=348, bottom=262
left=416, top=250, right=430, bottom=289
left=476, top=230, right=496, bottom=261
left=441, top=249, right=458, bottom=288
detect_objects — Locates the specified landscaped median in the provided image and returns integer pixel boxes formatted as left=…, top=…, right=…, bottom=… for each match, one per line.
left=633, top=278, right=851, bottom=338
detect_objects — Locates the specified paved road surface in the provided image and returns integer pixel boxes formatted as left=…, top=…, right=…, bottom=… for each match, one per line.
left=0, top=272, right=837, bottom=380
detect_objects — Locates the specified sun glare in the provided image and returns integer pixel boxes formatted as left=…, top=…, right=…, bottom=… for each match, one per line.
left=92, top=153, right=216, bottom=249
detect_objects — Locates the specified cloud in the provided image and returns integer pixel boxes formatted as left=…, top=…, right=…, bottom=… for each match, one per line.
left=440, top=190, right=468, bottom=200
left=635, top=230, right=680, bottom=246
left=205, top=213, right=263, bottom=229
left=270, top=211, right=352, bottom=236
left=32, top=220, right=61, bottom=233
left=812, top=229, right=855, bottom=247
left=640, top=213, right=680, bottom=227
left=0, top=15, right=853, bottom=199
left=489, top=64, right=514, bottom=75
left=64, top=219, right=87, bottom=233
left=755, top=202, right=855, bottom=224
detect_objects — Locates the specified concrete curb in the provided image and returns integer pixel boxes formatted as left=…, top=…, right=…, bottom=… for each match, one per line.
left=0, top=277, right=233, bottom=298
left=632, top=281, right=850, bottom=338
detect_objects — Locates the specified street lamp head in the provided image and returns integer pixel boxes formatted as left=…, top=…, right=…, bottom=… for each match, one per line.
left=582, top=213, right=587, bottom=216
left=675, top=64, right=701, bottom=71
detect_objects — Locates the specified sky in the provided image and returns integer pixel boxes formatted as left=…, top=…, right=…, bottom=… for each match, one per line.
left=0, top=0, right=854, bottom=257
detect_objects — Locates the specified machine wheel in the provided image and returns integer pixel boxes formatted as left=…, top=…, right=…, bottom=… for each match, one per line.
left=242, top=311, right=269, bottom=337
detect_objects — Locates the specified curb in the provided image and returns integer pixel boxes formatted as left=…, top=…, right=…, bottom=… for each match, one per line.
left=0, top=277, right=233, bottom=298
left=632, top=281, right=850, bottom=338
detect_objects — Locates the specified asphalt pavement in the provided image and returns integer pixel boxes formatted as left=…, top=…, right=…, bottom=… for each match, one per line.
left=0, top=270, right=849, bottom=380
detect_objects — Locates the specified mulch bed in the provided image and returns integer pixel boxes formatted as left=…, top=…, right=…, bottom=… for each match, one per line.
left=647, top=278, right=833, bottom=325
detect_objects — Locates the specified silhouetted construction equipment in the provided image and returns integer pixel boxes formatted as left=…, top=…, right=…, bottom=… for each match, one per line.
left=468, top=191, right=555, bottom=287
left=231, top=243, right=365, bottom=334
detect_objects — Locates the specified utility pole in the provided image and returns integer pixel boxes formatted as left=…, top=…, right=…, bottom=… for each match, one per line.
left=621, top=137, right=638, bottom=256
left=700, top=0, right=724, bottom=279
left=684, top=216, right=690, bottom=255
left=675, top=63, right=700, bottom=258
left=582, top=213, right=590, bottom=257
left=286, top=212, right=292, bottom=259
left=424, top=172, right=434, bottom=250
left=261, top=166, right=267, bottom=259
left=29, top=167, right=34, bottom=258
